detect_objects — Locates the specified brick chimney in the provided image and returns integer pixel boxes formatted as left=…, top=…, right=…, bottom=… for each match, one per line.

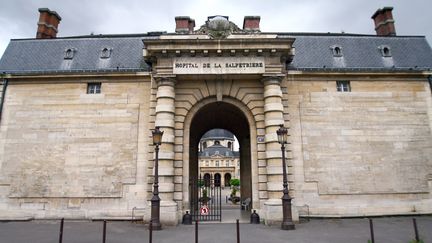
left=36, top=8, right=62, bottom=39
left=175, top=16, right=195, bottom=33
left=243, top=16, right=260, bottom=32
left=371, top=7, right=396, bottom=36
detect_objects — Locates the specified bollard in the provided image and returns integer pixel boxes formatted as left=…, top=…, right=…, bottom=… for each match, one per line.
left=369, top=218, right=375, bottom=243
left=149, top=220, right=153, bottom=243
left=413, top=218, right=420, bottom=242
left=236, top=219, right=240, bottom=243
left=102, top=220, right=107, bottom=243
left=195, top=220, right=198, bottom=243
left=250, top=210, right=260, bottom=224
left=182, top=211, right=192, bottom=225
left=59, top=218, right=64, bottom=243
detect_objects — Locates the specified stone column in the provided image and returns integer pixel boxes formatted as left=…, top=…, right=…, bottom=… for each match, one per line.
left=153, top=76, right=178, bottom=225
left=261, top=74, right=293, bottom=224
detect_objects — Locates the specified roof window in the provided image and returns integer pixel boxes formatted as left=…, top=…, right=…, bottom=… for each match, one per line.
left=379, top=45, right=392, bottom=57
left=330, top=45, right=343, bottom=57
left=64, top=48, right=76, bottom=59
left=100, top=47, right=112, bottom=59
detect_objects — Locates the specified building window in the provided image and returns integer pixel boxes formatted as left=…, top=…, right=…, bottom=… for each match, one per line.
left=100, top=47, right=112, bottom=59
left=64, top=48, right=76, bottom=59
left=330, top=45, right=343, bottom=57
left=215, top=151, right=219, bottom=155
left=336, top=81, right=351, bottom=92
left=87, top=82, right=101, bottom=94
left=226, top=160, right=229, bottom=167
left=215, top=160, right=219, bottom=167
left=205, top=161, right=209, bottom=166
left=379, top=45, right=392, bottom=57
left=203, top=142, right=207, bottom=149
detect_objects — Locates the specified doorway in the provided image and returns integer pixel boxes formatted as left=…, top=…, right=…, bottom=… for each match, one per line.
left=224, top=173, right=231, bottom=187
left=188, top=101, right=252, bottom=222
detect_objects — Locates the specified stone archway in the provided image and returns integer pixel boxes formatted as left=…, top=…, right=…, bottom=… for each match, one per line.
left=203, top=173, right=211, bottom=187
left=189, top=101, right=251, bottom=200
left=224, top=173, right=232, bottom=187
left=182, top=97, right=259, bottom=213
left=214, top=173, right=221, bottom=187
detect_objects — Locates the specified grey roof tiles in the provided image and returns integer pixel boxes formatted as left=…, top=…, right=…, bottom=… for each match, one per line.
left=1, top=33, right=432, bottom=74
left=286, top=34, right=432, bottom=71
left=0, top=36, right=151, bottom=74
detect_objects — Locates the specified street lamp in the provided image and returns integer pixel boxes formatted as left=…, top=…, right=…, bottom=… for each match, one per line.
left=276, top=124, right=295, bottom=230
left=151, top=126, right=163, bottom=230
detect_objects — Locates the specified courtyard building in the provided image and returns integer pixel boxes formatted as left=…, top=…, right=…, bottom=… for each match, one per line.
left=198, top=129, right=240, bottom=188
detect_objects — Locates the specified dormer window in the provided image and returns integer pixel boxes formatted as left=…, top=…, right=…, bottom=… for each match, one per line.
left=330, top=45, right=343, bottom=57
left=100, top=47, right=112, bottom=59
left=379, top=45, right=392, bottom=57
left=64, top=48, right=76, bottom=59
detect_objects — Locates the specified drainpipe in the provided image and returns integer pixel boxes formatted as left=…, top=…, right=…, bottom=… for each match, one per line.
left=428, top=75, right=432, bottom=93
left=0, top=74, right=9, bottom=121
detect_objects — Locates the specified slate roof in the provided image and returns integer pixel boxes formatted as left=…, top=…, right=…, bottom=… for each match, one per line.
left=284, top=34, right=432, bottom=71
left=0, top=35, right=152, bottom=74
left=1, top=33, right=432, bottom=75
left=201, top=129, right=235, bottom=140
left=199, top=144, right=239, bottom=158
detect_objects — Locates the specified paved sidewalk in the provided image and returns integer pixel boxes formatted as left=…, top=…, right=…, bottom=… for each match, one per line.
left=0, top=216, right=430, bottom=243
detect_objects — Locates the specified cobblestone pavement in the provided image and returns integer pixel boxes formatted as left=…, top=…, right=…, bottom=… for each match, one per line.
left=0, top=216, right=430, bottom=243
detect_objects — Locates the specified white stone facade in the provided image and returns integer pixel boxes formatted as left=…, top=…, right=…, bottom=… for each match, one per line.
left=0, top=14, right=431, bottom=227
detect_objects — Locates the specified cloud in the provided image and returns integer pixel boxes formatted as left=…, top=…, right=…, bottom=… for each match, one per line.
left=0, top=0, right=431, bottom=57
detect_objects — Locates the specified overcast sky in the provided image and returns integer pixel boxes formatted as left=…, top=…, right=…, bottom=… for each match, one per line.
left=0, top=0, right=431, bottom=58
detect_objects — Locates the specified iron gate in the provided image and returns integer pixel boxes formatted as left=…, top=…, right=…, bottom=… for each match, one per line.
left=189, top=177, right=222, bottom=221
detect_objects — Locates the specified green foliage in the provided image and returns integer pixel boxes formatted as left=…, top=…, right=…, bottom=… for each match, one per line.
left=197, top=179, right=204, bottom=188
left=229, top=178, right=240, bottom=187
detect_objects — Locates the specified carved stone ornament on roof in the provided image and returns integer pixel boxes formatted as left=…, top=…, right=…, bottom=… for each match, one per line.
left=195, top=15, right=243, bottom=39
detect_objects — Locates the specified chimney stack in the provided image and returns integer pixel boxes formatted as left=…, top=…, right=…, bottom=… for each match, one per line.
left=36, top=8, right=62, bottom=39
left=175, top=16, right=195, bottom=33
left=371, top=7, right=396, bottom=36
left=243, top=16, right=260, bottom=32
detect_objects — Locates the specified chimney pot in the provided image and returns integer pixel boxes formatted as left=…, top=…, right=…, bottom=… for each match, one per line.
left=36, top=8, right=62, bottom=39
left=371, top=7, right=396, bottom=36
left=175, top=16, right=194, bottom=34
left=243, top=16, right=260, bottom=32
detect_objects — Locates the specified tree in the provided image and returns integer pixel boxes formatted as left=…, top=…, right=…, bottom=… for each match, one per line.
left=229, top=178, right=240, bottom=187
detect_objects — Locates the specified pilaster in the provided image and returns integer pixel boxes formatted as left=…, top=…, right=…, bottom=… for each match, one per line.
left=261, top=74, right=296, bottom=224
left=153, top=75, right=178, bottom=225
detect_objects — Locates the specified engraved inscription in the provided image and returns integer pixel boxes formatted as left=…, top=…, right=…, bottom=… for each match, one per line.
left=173, top=57, right=265, bottom=74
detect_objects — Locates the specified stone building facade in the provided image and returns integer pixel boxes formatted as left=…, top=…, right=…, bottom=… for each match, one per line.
left=198, top=129, right=240, bottom=187
left=0, top=7, right=431, bottom=225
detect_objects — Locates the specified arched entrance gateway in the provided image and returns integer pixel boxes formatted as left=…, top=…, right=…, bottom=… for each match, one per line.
left=188, top=101, right=253, bottom=221
left=143, top=15, right=296, bottom=226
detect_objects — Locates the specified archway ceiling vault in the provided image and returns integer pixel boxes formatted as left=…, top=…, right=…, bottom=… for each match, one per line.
left=190, top=101, right=250, bottom=147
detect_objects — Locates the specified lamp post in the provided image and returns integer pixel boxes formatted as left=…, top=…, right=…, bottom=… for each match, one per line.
left=151, top=126, right=163, bottom=230
left=276, top=124, right=295, bottom=230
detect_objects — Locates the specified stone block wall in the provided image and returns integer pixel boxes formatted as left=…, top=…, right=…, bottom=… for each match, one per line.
left=286, top=76, right=432, bottom=216
left=0, top=78, right=152, bottom=219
